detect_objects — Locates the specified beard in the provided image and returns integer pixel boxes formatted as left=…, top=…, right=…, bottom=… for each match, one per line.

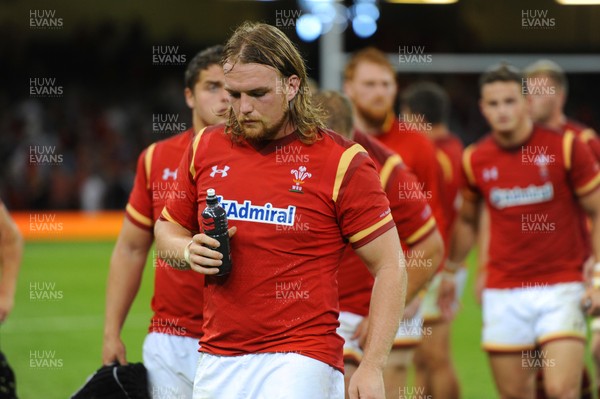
left=354, top=101, right=390, bottom=128
left=239, top=106, right=290, bottom=143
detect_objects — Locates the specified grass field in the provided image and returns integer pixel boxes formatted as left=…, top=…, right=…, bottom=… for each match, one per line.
left=1, top=241, right=595, bottom=398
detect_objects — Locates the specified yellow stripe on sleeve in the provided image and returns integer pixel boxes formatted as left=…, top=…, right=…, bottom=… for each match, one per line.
left=436, top=149, right=452, bottom=183
left=576, top=172, right=600, bottom=197
left=126, top=203, right=153, bottom=227
left=349, top=213, right=393, bottom=244
left=580, top=128, right=597, bottom=143
left=144, top=143, right=157, bottom=190
left=189, top=127, right=207, bottom=178
left=462, top=145, right=476, bottom=187
left=405, top=217, right=437, bottom=245
left=563, top=130, right=575, bottom=171
left=160, top=207, right=184, bottom=228
left=332, top=144, right=367, bottom=202
left=379, top=154, right=403, bottom=189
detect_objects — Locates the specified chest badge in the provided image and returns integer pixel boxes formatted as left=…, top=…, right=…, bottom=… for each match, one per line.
left=290, top=166, right=312, bottom=194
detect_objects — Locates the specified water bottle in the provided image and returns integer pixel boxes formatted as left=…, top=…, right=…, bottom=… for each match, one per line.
left=201, top=188, right=232, bottom=276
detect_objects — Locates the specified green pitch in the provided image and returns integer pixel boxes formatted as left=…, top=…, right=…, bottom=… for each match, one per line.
left=1, top=242, right=594, bottom=398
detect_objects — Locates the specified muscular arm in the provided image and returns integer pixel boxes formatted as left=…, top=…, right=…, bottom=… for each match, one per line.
left=449, top=197, right=480, bottom=263
left=405, top=228, right=444, bottom=302
left=579, top=188, right=600, bottom=264
left=0, top=203, right=23, bottom=322
left=349, top=227, right=407, bottom=399
left=102, top=218, right=153, bottom=364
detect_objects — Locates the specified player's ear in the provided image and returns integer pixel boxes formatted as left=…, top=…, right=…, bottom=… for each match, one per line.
left=184, top=87, right=195, bottom=110
left=285, top=75, right=300, bottom=102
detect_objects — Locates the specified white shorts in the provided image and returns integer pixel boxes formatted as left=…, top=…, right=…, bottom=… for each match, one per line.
left=592, top=317, right=600, bottom=332
left=482, top=282, right=587, bottom=352
left=193, top=352, right=344, bottom=399
left=338, top=310, right=422, bottom=365
left=421, top=268, right=468, bottom=322
left=143, top=332, right=201, bottom=399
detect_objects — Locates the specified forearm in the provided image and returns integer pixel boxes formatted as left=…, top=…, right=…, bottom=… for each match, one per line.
left=104, top=241, right=150, bottom=338
left=448, top=217, right=477, bottom=264
left=154, top=219, right=193, bottom=268
left=590, top=212, right=600, bottom=264
left=361, top=256, right=407, bottom=369
left=0, top=229, right=23, bottom=298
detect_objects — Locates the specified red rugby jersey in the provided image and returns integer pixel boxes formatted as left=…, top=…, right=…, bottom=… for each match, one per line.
left=126, top=128, right=205, bottom=338
left=338, top=131, right=436, bottom=316
left=161, top=125, right=395, bottom=372
left=368, top=115, right=447, bottom=244
left=434, top=134, right=464, bottom=246
left=564, top=119, right=600, bottom=162
left=461, top=125, right=600, bottom=289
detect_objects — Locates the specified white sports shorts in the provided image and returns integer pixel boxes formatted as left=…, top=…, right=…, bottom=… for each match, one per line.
left=143, top=332, right=200, bottom=399
left=482, top=282, right=586, bottom=351
left=421, top=268, right=468, bottom=322
left=193, top=351, right=344, bottom=399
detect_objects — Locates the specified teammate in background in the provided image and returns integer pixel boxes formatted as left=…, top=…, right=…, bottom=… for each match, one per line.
left=441, top=63, right=600, bottom=399
left=524, top=59, right=599, bottom=399
left=0, top=201, right=22, bottom=323
left=344, top=47, right=449, bottom=397
left=102, top=46, right=229, bottom=398
left=315, top=91, right=444, bottom=398
left=0, top=200, right=23, bottom=398
left=400, top=82, right=462, bottom=399
left=155, top=22, right=406, bottom=399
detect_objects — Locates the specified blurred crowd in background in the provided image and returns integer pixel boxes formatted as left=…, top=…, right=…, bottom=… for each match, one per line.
left=1, top=19, right=598, bottom=211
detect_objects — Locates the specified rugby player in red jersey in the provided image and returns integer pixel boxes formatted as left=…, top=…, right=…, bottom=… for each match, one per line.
left=524, top=59, right=599, bottom=399
left=441, top=63, right=600, bottom=399
left=315, top=90, right=444, bottom=398
left=400, top=82, right=464, bottom=399
left=155, top=22, right=407, bottom=399
left=102, top=46, right=229, bottom=398
left=343, top=48, right=449, bottom=396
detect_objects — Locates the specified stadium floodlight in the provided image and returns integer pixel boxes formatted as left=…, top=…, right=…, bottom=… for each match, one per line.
left=296, top=14, right=323, bottom=42
left=555, top=0, right=600, bottom=4
left=352, top=14, right=377, bottom=38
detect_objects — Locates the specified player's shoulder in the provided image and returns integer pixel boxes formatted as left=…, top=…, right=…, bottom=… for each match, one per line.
left=563, top=119, right=590, bottom=134
left=352, top=131, right=396, bottom=166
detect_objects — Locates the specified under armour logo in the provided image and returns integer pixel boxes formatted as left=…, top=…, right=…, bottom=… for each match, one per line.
left=482, top=167, right=498, bottom=182
left=162, top=168, right=178, bottom=180
left=210, top=165, right=230, bottom=178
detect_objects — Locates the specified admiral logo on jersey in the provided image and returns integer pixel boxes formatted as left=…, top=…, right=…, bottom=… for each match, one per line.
left=217, top=196, right=296, bottom=226
left=490, top=182, right=554, bottom=209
